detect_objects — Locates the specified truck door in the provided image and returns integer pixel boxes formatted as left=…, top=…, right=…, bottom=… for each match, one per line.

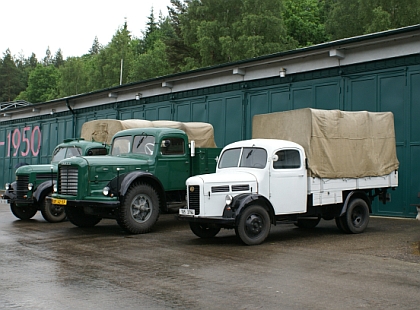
left=156, top=136, right=190, bottom=191
left=269, top=148, right=307, bottom=214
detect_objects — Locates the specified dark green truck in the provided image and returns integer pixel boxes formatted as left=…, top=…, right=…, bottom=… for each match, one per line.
left=49, top=124, right=221, bottom=234
left=3, top=139, right=108, bottom=222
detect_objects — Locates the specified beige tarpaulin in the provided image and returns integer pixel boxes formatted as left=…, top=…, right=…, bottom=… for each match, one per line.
left=252, top=108, right=399, bottom=178
left=80, top=119, right=217, bottom=148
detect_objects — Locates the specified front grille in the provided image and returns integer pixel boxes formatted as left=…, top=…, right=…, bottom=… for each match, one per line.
left=188, top=185, right=200, bottom=215
left=36, top=173, right=57, bottom=180
left=16, top=175, right=29, bottom=199
left=211, top=185, right=229, bottom=193
left=59, top=166, right=78, bottom=196
left=232, top=184, right=250, bottom=192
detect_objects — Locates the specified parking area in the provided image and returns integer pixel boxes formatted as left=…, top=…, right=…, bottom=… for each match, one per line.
left=1, top=202, right=420, bottom=309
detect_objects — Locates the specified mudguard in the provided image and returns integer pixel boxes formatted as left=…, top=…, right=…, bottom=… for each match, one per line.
left=116, top=171, right=165, bottom=198
left=225, top=193, right=275, bottom=225
left=340, top=191, right=371, bottom=216
left=33, top=180, right=55, bottom=202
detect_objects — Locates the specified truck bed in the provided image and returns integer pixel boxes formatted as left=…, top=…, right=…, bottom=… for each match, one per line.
left=308, top=170, right=398, bottom=206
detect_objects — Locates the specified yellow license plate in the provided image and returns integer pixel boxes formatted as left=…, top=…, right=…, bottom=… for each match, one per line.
left=52, top=198, right=67, bottom=205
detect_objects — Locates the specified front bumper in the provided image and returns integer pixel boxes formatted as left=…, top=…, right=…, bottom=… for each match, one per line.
left=177, top=214, right=235, bottom=226
left=46, top=196, right=120, bottom=209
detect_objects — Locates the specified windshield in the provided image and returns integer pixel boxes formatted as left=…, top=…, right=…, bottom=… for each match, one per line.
left=52, top=147, right=82, bottom=162
left=218, top=147, right=267, bottom=169
left=111, top=136, right=132, bottom=156
left=111, top=135, right=156, bottom=156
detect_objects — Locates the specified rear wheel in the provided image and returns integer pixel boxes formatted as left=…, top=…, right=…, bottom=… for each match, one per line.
left=335, top=216, right=350, bottom=233
left=344, top=198, right=370, bottom=234
left=10, top=203, right=37, bottom=220
left=40, top=193, right=66, bottom=223
left=189, top=222, right=221, bottom=238
left=65, top=206, right=101, bottom=227
left=117, top=183, right=160, bottom=234
left=236, top=204, right=270, bottom=245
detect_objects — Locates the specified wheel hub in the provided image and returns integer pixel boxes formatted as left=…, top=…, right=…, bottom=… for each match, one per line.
left=245, top=214, right=263, bottom=235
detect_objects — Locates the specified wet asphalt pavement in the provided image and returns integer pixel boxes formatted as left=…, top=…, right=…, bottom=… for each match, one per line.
left=1, top=201, right=420, bottom=309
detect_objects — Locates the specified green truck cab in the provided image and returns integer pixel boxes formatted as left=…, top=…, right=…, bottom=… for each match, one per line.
left=3, top=139, right=108, bottom=222
left=49, top=126, right=221, bottom=234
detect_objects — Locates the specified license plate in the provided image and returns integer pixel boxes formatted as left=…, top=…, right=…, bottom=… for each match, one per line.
left=179, top=208, right=195, bottom=216
left=0, top=199, right=9, bottom=204
left=52, top=198, right=67, bottom=205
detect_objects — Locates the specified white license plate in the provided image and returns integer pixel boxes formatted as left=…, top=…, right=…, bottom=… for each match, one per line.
left=179, top=208, right=195, bottom=216
left=0, top=199, right=9, bottom=204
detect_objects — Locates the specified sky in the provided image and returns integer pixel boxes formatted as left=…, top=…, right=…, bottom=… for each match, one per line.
left=1, top=0, right=173, bottom=59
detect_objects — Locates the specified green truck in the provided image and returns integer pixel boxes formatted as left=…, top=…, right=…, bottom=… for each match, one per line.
left=48, top=121, right=221, bottom=234
left=3, top=138, right=108, bottom=222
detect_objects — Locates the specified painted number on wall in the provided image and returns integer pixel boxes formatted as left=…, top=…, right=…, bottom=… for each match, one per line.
left=5, top=126, right=42, bottom=157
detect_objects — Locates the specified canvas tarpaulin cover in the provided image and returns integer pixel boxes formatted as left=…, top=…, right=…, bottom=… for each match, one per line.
left=252, top=108, right=399, bottom=178
left=81, top=119, right=217, bottom=148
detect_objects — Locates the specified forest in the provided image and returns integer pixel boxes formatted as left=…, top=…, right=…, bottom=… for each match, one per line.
left=1, top=0, right=419, bottom=104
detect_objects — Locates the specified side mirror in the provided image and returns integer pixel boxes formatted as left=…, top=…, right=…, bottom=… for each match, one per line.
left=161, top=140, right=171, bottom=148
left=272, top=154, right=279, bottom=162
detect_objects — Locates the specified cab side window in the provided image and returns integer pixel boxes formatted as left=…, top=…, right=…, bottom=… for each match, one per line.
left=273, top=150, right=301, bottom=169
left=161, top=138, right=185, bottom=155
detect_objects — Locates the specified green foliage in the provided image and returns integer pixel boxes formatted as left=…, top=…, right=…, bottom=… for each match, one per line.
left=283, top=0, right=329, bottom=46
left=25, top=64, right=60, bottom=103
left=0, top=49, right=25, bottom=102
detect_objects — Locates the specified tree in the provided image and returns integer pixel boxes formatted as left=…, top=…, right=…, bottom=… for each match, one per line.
left=89, top=36, right=102, bottom=55
left=43, top=47, right=53, bottom=66
left=53, top=49, right=65, bottom=68
left=58, top=56, right=90, bottom=96
left=283, top=0, right=329, bottom=47
left=0, top=49, right=25, bottom=102
left=24, top=64, right=60, bottom=103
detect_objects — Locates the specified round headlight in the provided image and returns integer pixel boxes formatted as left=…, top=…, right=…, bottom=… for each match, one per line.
left=28, top=183, right=34, bottom=191
left=53, top=184, right=57, bottom=193
left=103, top=187, right=110, bottom=196
left=225, top=194, right=233, bottom=206
left=5, top=183, right=10, bottom=190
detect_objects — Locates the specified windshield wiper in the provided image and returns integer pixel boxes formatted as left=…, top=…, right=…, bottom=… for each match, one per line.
left=136, top=136, right=145, bottom=149
left=246, top=150, right=253, bottom=159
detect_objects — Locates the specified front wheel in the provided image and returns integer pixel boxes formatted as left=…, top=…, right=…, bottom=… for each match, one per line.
left=40, top=193, right=66, bottom=223
left=235, top=204, right=270, bottom=245
left=343, top=198, right=370, bottom=234
left=117, top=183, right=160, bottom=234
left=10, top=203, right=37, bottom=220
left=189, top=222, right=221, bottom=238
left=65, top=206, right=101, bottom=227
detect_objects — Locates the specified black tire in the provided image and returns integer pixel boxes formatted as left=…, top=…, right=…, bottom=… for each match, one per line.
left=65, top=206, right=101, bottom=228
left=295, top=217, right=321, bottom=229
left=10, top=203, right=37, bottom=220
left=344, top=198, right=370, bottom=234
left=40, top=193, right=66, bottom=223
left=335, top=216, right=350, bottom=233
left=235, top=204, right=270, bottom=245
left=117, top=183, right=160, bottom=234
left=189, top=222, right=221, bottom=238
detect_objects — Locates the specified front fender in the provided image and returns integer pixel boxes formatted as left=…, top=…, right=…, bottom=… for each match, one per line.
left=33, top=180, right=55, bottom=202
left=224, top=193, right=275, bottom=225
left=113, top=171, right=164, bottom=197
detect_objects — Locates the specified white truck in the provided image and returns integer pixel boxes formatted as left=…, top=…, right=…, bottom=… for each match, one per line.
left=178, top=108, right=399, bottom=245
